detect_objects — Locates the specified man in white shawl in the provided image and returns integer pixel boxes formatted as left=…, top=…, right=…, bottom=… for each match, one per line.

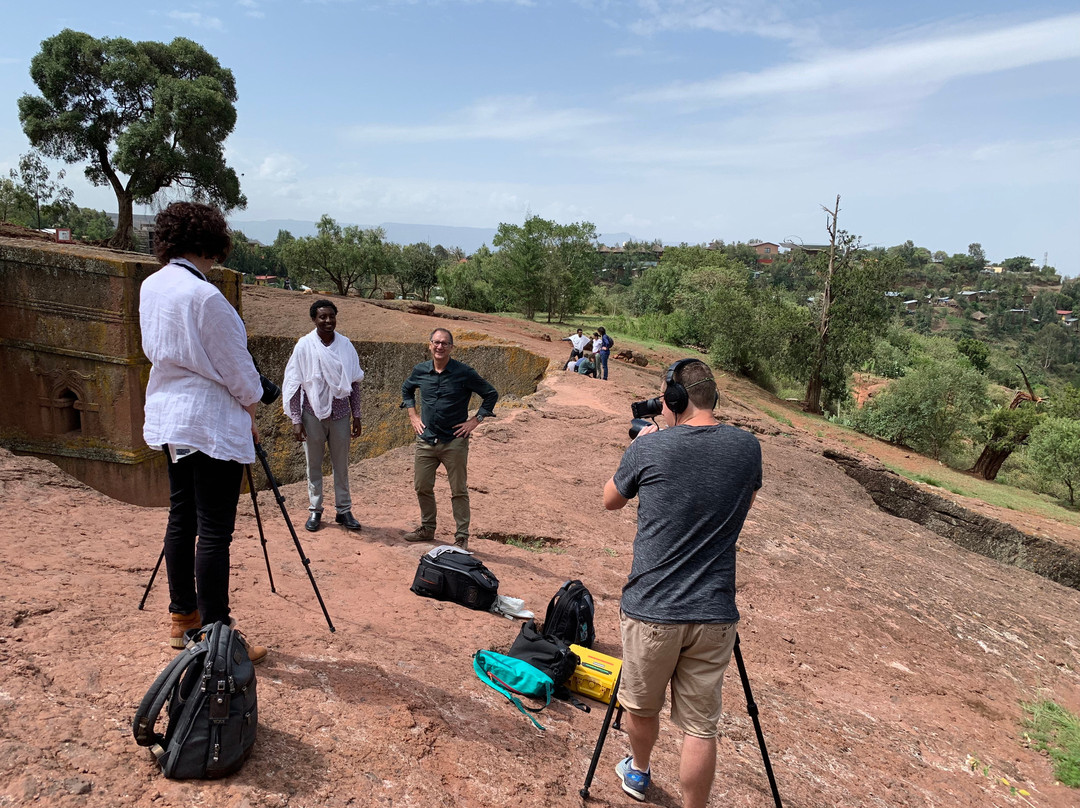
left=283, top=299, right=365, bottom=532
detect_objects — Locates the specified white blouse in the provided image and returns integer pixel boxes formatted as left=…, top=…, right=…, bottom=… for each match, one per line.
left=140, top=262, right=263, bottom=464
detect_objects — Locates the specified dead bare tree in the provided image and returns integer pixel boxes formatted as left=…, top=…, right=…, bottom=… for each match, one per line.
left=804, top=195, right=841, bottom=415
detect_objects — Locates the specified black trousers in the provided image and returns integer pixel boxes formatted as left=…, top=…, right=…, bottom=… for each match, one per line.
left=163, top=448, right=244, bottom=625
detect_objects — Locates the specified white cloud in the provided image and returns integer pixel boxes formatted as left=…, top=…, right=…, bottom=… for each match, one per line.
left=168, top=11, right=225, bottom=31
left=256, top=153, right=303, bottom=182
left=630, top=12, right=1080, bottom=105
left=627, top=0, right=808, bottom=43
left=344, top=97, right=616, bottom=143
left=237, top=0, right=265, bottom=16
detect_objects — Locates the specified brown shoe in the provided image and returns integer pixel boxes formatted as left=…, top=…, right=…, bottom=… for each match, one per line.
left=169, top=610, right=201, bottom=650
left=246, top=641, right=269, bottom=665
left=230, top=628, right=268, bottom=664
left=453, top=536, right=469, bottom=551
left=403, top=526, right=435, bottom=542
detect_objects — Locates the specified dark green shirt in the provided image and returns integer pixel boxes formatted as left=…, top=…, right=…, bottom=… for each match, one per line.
left=401, top=358, right=498, bottom=444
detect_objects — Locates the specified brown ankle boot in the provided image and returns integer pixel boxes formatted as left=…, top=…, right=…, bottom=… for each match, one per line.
left=237, top=631, right=268, bottom=664
left=169, top=610, right=202, bottom=650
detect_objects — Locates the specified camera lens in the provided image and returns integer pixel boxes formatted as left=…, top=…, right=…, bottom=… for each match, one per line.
left=631, top=397, right=663, bottom=419
left=259, top=374, right=281, bottom=405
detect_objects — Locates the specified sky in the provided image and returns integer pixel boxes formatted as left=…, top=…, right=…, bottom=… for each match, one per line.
left=1, top=1, right=1078, bottom=273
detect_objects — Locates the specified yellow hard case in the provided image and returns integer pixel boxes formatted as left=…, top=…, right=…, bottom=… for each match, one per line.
left=568, top=645, right=622, bottom=705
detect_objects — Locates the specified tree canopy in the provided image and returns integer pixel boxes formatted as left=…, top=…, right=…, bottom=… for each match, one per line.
left=8, top=151, right=72, bottom=228
left=492, top=216, right=600, bottom=322
left=282, top=216, right=387, bottom=296
left=18, top=29, right=245, bottom=249
left=1027, top=417, right=1080, bottom=505
left=398, top=242, right=441, bottom=301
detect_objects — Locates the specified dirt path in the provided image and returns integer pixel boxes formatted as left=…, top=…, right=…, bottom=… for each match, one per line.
left=3, top=291, right=1080, bottom=807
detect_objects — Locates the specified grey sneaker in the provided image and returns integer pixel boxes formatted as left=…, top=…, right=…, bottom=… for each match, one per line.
left=403, top=526, right=436, bottom=542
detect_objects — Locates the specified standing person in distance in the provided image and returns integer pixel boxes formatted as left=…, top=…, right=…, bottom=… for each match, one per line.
left=282, top=299, right=365, bottom=533
left=561, top=327, right=588, bottom=367
left=139, top=201, right=267, bottom=662
left=603, top=359, right=761, bottom=806
left=400, top=328, right=498, bottom=550
left=595, top=326, right=613, bottom=380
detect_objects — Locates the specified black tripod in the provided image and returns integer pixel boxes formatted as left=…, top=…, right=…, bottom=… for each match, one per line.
left=138, top=441, right=336, bottom=633
left=580, top=634, right=782, bottom=807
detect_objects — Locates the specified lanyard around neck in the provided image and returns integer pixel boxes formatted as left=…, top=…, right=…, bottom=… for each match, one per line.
left=169, top=258, right=207, bottom=282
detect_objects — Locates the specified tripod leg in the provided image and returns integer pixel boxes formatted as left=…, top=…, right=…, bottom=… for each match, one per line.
left=246, top=464, right=277, bottom=593
left=580, top=671, right=622, bottom=799
left=138, top=547, right=166, bottom=610
left=254, top=442, right=336, bottom=633
left=733, top=634, right=783, bottom=808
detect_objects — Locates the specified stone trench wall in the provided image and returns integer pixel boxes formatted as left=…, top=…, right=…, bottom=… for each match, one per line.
left=825, top=449, right=1080, bottom=592
left=247, top=336, right=549, bottom=491
left=0, top=235, right=549, bottom=505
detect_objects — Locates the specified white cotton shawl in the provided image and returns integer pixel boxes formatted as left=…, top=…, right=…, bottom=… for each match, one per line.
left=282, top=330, right=365, bottom=420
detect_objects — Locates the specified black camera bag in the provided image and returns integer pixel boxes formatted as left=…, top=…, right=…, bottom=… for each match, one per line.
left=132, top=621, right=258, bottom=779
left=508, top=618, right=579, bottom=687
left=411, top=548, right=499, bottom=611
left=543, top=579, right=596, bottom=648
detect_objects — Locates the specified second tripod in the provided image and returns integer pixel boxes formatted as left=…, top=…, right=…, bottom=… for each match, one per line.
left=579, top=633, right=782, bottom=806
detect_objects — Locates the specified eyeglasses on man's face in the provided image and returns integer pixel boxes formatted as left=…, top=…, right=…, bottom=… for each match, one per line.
left=430, top=339, right=452, bottom=347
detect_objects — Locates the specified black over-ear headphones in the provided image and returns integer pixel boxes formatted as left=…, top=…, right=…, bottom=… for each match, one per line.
left=663, top=358, right=719, bottom=414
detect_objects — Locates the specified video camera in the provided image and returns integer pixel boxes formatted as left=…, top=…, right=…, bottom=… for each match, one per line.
left=629, top=396, right=663, bottom=439
left=631, top=397, right=662, bottom=420
left=251, top=356, right=281, bottom=404
left=259, top=374, right=281, bottom=405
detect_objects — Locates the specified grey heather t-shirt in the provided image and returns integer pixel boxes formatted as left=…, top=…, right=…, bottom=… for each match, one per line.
left=613, top=422, right=762, bottom=624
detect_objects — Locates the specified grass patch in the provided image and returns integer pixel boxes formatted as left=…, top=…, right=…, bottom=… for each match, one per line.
left=882, top=463, right=1080, bottom=528
left=506, top=536, right=565, bottom=554
left=476, top=531, right=566, bottom=554
left=761, top=407, right=793, bottom=428
left=1023, top=700, right=1080, bottom=787
left=886, top=468, right=959, bottom=495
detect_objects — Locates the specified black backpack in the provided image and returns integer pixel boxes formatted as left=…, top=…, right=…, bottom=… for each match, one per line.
left=411, top=548, right=499, bottom=611
left=132, top=622, right=258, bottom=779
left=508, top=618, right=579, bottom=687
left=543, top=580, right=595, bottom=648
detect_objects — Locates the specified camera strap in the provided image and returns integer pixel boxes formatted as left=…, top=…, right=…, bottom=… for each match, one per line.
left=169, top=258, right=208, bottom=282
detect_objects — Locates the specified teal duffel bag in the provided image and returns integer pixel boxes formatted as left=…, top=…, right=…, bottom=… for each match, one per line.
left=473, top=649, right=554, bottom=731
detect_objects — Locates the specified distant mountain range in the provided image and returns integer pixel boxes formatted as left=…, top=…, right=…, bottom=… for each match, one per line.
left=228, top=218, right=635, bottom=254
left=108, top=213, right=635, bottom=255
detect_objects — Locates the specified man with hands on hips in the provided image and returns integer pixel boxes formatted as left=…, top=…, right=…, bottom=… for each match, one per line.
left=401, top=328, right=498, bottom=550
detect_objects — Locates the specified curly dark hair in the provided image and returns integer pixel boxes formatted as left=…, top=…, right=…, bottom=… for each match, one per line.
left=153, top=202, right=232, bottom=264
left=310, top=299, right=338, bottom=319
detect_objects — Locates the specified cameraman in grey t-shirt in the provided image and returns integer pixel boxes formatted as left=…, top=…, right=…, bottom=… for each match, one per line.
left=604, top=359, right=762, bottom=806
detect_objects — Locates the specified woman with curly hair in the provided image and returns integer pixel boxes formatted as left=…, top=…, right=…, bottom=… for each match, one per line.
left=139, top=201, right=267, bottom=662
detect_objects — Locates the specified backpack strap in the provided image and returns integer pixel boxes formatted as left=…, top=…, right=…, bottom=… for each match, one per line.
left=545, top=579, right=588, bottom=632
left=205, top=622, right=236, bottom=722
left=472, top=652, right=546, bottom=732
left=543, top=580, right=575, bottom=630
left=132, top=643, right=205, bottom=747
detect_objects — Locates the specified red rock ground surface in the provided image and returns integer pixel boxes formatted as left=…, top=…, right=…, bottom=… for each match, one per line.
left=3, top=290, right=1080, bottom=808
